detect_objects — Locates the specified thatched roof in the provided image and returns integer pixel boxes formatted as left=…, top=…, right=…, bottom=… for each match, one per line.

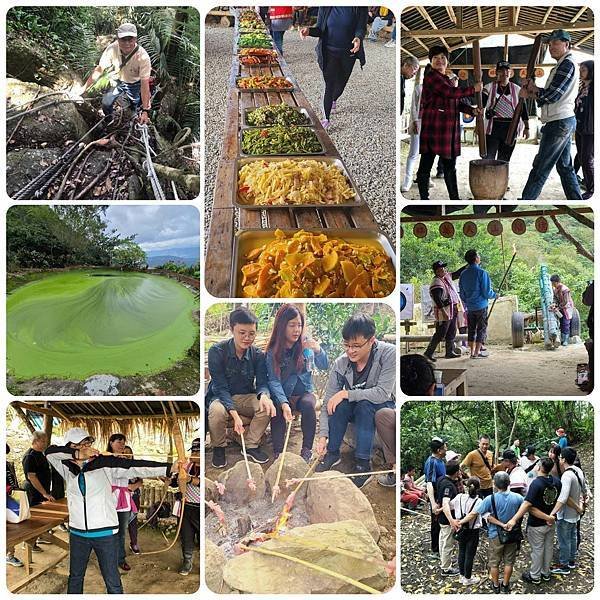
left=10, top=400, right=200, bottom=445
left=401, top=6, right=594, bottom=61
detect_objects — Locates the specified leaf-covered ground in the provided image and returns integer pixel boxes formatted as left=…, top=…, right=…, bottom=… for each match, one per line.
left=400, top=443, right=594, bottom=594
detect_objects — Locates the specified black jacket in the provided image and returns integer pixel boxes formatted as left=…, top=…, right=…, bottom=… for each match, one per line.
left=308, top=7, right=368, bottom=72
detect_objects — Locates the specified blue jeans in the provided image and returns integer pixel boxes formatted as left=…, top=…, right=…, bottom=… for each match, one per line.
left=521, top=116, right=582, bottom=200
left=557, top=519, right=578, bottom=565
left=102, top=80, right=141, bottom=116
left=327, top=399, right=395, bottom=460
left=272, top=30, right=285, bottom=54
left=68, top=533, right=122, bottom=594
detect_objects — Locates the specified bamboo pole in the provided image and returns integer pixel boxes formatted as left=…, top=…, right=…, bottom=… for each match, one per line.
left=493, top=402, right=499, bottom=463
left=239, top=544, right=381, bottom=594
left=240, top=431, right=256, bottom=492
left=286, top=470, right=393, bottom=485
left=272, top=420, right=292, bottom=502
left=401, top=506, right=430, bottom=518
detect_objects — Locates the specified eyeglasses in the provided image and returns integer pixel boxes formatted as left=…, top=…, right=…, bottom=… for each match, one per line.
left=342, top=337, right=373, bottom=351
left=237, top=331, right=256, bottom=340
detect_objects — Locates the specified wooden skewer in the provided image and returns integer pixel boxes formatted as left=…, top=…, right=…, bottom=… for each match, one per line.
left=239, top=544, right=381, bottom=594
left=400, top=506, right=430, bottom=518
left=286, top=469, right=393, bottom=485
left=240, top=431, right=255, bottom=490
left=271, top=419, right=292, bottom=502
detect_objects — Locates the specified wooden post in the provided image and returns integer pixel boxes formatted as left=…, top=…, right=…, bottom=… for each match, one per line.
left=504, top=35, right=509, bottom=61
left=43, top=401, right=53, bottom=443
left=472, top=40, right=487, bottom=158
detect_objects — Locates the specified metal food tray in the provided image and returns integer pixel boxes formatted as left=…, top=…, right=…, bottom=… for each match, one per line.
left=235, top=76, right=294, bottom=93
left=231, top=228, right=396, bottom=297
left=234, top=156, right=364, bottom=210
left=239, top=127, right=325, bottom=157
left=242, top=106, right=313, bottom=128
left=236, top=35, right=274, bottom=49
left=238, top=57, right=280, bottom=68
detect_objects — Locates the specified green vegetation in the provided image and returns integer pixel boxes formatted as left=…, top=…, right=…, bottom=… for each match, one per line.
left=7, top=6, right=200, bottom=136
left=401, top=208, right=593, bottom=334
left=112, top=240, right=147, bottom=270
left=156, top=260, right=200, bottom=279
left=401, top=400, right=593, bottom=471
left=7, top=206, right=133, bottom=270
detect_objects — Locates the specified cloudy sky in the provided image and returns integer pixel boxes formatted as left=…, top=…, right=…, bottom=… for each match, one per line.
left=105, top=205, right=200, bottom=251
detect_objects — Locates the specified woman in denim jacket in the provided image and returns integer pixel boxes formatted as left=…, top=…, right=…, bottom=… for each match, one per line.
left=266, top=305, right=328, bottom=462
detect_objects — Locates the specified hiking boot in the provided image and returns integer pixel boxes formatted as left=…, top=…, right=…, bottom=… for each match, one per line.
left=551, top=564, right=570, bottom=575
left=441, top=567, right=460, bottom=576
left=316, top=452, right=341, bottom=472
left=6, top=555, right=24, bottom=567
left=377, top=472, right=396, bottom=487
left=522, top=572, right=541, bottom=585
left=179, top=552, right=193, bottom=576
left=245, top=447, right=269, bottom=464
left=212, top=447, right=227, bottom=468
left=491, top=582, right=501, bottom=594
left=300, top=447, right=312, bottom=463
left=352, top=463, right=373, bottom=489
left=500, top=583, right=510, bottom=593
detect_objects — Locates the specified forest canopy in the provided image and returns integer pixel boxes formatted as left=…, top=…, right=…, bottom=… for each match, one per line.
left=400, top=401, right=593, bottom=472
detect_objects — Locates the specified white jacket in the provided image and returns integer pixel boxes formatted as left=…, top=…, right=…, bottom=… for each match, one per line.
left=540, top=51, right=579, bottom=123
left=46, top=445, right=170, bottom=535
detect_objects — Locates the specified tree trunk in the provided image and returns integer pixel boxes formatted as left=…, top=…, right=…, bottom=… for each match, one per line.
left=507, top=401, right=520, bottom=451
left=493, top=401, right=499, bottom=463
left=12, top=405, right=36, bottom=434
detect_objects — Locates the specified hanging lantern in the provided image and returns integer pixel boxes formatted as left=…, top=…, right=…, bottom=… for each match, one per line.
left=439, top=221, right=455, bottom=238
left=535, top=67, right=544, bottom=78
left=488, top=68, right=496, bottom=78
left=487, top=220, right=503, bottom=236
left=413, top=222, right=428, bottom=238
left=520, top=68, right=527, bottom=78
left=535, top=216, right=549, bottom=233
left=511, top=218, right=526, bottom=235
left=458, top=69, right=469, bottom=80
left=463, top=221, right=477, bottom=237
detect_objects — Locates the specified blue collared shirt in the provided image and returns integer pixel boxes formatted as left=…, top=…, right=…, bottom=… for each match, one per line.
left=459, top=264, right=496, bottom=311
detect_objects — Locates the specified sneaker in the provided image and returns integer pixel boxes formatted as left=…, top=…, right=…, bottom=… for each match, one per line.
left=459, top=575, right=468, bottom=585
left=470, top=354, right=488, bottom=359
left=31, top=544, right=43, bottom=553
left=6, top=555, right=24, bottom=567
left=500, top=583, right=510, bottom=594
left=478, top=350, right=489, bottom=357
left=522, top=572, right=541, bottom=585
left=273, top=452, right=281, bottom=461
left=377, top=472, right=396, bottom=487
left=385, top=40, right=396, bottom=48
left=444, top=351, right=462, bottom=359
left=179, top=560, right=193, bottom=576
left=352, top=464, right=373, bottom=489
left=58, top=523, right=69, bottom=532
left=441, top=567, right=460, bottom=576
left=551, top=564, right=570, bottom=575
left=465, top=576, right=480, bottom=585
left=211, top=447, right=227, bottom=468
left=401, top=184, right=411, bottom=193
left=424, top=354, right=436, bottom=363
left=130, top=543, right=141, bottom=554
left=427, top=551, right=440, bottom=560
left=245, top=447, right=269, bottom=464
left=300, top=447, right=312, bottom=463
left=541, top=574, right=551, bottom=582
left=119, top=562, right=131, bottom=571
left=491, top=582, right=501, bottom=594
left=316, top=452, right=341, bottom=472
left=320, top=118, right=331, bottom=130
left=568, top=561, right=577, bottom=569
left=36, top=538, right=52, bottom=544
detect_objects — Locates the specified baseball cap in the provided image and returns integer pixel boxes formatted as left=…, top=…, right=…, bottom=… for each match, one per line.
left=432, top=260, right=447, bottom=272
left=496, top=61, right=511, bottom=71
left=117, top=23, right=138, bottom=38
left=525, top=445, right=536, bottom=456
left=188, top=438, right=201, bottom=452
left=547, top=29, right=571, bottom=42
left=446, top=450, right=460, bottom=462
left=63, top=427, right=95, bottom=446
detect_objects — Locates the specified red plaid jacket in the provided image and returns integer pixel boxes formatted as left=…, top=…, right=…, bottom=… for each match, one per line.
left=419, top=69, right=476, bottom=158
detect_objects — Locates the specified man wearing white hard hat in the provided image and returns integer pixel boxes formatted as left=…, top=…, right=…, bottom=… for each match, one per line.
left=82, top=22, right=152, bottom=125
left=45, top=427, right=181, bottom=593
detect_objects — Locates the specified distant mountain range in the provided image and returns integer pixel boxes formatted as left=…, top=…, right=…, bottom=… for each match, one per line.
left=144, top=246, right=199, bottom=267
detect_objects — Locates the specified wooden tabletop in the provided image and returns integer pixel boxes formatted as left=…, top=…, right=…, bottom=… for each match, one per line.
left=205, top=16, right=380, bottom=297
left=6, top=498, right=68, bottom=547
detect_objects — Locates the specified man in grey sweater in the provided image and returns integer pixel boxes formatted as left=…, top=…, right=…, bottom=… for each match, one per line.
left=315, top=314, right=396, bottom=488
left=549, top=446, right=587, bottom=574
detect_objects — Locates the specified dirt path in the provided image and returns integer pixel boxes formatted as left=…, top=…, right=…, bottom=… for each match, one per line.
left=402, top=343, right=589, bottom=396
left=400, top=142, right=581, bottom=201
left=7, top=527, right=199, bottom=594
left=400, top=443, right=594, bottom=594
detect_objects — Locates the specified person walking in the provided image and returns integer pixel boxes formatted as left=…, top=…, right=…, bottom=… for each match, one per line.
left=458, top=249, right=496, bottom=359
left=519, top=30, right=582, bottom=200
left=268, top=6, right=294, bottom=55
left=300, top=7, right=369, bottom=129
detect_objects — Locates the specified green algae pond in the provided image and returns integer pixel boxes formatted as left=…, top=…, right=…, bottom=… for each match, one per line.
left=7, top=270, right=198, bottom=381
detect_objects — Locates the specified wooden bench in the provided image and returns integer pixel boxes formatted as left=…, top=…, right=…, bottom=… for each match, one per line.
left=205, top=12, right=380, bottom=297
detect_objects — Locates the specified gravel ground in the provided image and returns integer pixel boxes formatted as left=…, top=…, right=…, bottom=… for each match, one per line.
left=204, top=24, right=396, bottom=245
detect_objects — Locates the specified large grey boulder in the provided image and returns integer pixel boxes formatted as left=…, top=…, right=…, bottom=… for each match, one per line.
left=264, top=452, right=309, bottom=502
left=217, top=461, right=266, bottom=505
left=222, top=520, right=388, bottom=594
left=205, top=538, right=232, bottom=593
left=305, top=473, right=380, bottom=541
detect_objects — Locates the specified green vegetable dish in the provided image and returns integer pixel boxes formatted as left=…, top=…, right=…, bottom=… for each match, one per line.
left=246, top=103, right=311, bottom=127
left=241, top=125, right=323, bottom=155
left=238, top=33, right=272, bottom=48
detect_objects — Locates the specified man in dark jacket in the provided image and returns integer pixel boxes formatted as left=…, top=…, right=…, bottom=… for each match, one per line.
left=205, top=308, right=275, bottom=468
